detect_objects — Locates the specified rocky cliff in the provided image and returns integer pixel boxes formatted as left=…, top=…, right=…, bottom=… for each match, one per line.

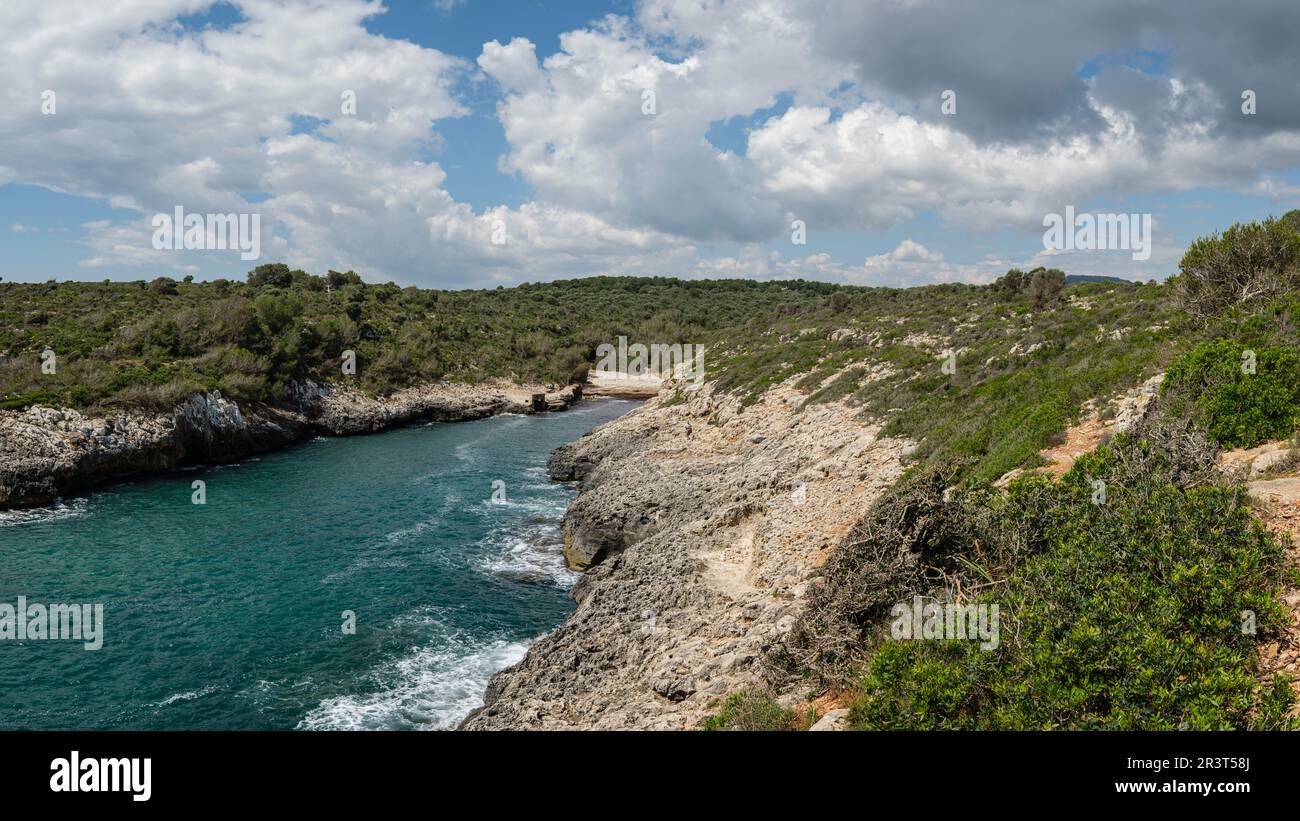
left=0, top=381, right=580, bottom=509
left=462, top=375, right=913, bottom=729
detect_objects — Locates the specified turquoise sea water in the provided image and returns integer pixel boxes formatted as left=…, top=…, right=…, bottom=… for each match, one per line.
left=0, top=399, right=634, bottom=730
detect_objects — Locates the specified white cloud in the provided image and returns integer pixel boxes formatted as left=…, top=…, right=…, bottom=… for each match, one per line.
left=1250, top=177, right=1300, bottom=202
left=748, top=98, right=1300, bottom=237
left=876, top=240, right=943, bottom=263
left=1, top=0, right=1298, bottom=285
left=0, top=0, right=486, bottom=281
left=479, top=23, right=788, bottom=243
left=78, top=219, right=200, bottom=271
left=0, top=1, right=767, bottom=283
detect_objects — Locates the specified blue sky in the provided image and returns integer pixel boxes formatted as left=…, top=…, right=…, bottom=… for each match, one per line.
left=1, top=0, right=1298, bottom=287
left=365, top=0, right=630, bottom=211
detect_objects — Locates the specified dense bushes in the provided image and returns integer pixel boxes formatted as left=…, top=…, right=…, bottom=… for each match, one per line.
left=1175, top=211, right=1300, bottom=320
left=1161, top=245, right=1300, bottom=450
left=992, top=266, right=1066, bottom=310
left=746, top=217, right=1300, bottom=731
left=0, top=273, right=839, bottom=412
left=820, top=418, right=1293, bottom=729
left=247, top=263, right=297, bottom=289
left=700, top=692, right=808, bottom=731
left=1162, top=339, right=1300, bottom=448
left=748, top=217, right=1300, bottom=731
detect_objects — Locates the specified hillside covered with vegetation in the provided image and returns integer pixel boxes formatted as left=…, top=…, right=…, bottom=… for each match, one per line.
left=0, top=268, right=840, bottom=412
left=697, top=210, right=1300, bottom=730
left=6, top=211, right=1300, bottom=732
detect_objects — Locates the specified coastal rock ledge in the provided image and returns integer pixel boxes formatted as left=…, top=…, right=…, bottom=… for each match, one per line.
left=0, top=380, right=580, bottom=509
left=462, top=376, right=913, bottom=730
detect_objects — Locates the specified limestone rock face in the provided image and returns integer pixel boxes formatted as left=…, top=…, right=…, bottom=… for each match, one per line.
left=809, top=708, right=850, bottom=731
left=1218, top=439, right=1296, bottom=478
left=0, top=381, right=582, bottom=509
left=0, top=392, right=300, bottom=508
left=463, top=375, right=913, bottom=730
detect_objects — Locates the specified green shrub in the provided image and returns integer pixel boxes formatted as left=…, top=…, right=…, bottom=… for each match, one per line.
left=1162, top=339, right=1300, bottom=448
left=1027, top=267, right=1065, bottom=311
left=990, top=266, right=1066, bottom=310
left=253, top=292, right=303, bottom=335
left=216, top=372, right=270, bottom=401
left=700, top=692, right=804, bottom=731
left=1175, top=212, right=1300, bottom=320
left=148, top=277, right=179, bottom=296
left=111, top=378, right=204, bottom=411
left=0, top=274, right=838, bottom=412
left=247, top=263, right=295, bottom=289
left=847, top=435, right=1293, bottom=730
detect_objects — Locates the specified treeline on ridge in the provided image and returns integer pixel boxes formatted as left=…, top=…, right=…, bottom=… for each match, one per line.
left=0, top=267, right=841, bottom=412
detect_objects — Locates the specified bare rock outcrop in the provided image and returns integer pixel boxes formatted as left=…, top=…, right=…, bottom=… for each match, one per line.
left=0, top=393, right=303, bottom=508
left=0, top=381, right=581, bottom=509
left=462, top=376, right=912, bottom=729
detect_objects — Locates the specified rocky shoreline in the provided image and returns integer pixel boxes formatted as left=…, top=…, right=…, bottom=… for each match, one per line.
left=461, top=375, right=913, bottom=729
left=4, top=369, right=911, bottom=730
left=0, top=380, right=582, bottom=510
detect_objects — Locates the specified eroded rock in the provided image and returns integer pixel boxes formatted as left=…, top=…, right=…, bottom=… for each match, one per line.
left=462, top=373, right=912, bottom=730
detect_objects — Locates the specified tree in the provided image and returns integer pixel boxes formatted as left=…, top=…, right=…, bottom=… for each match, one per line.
left=253, top=292, right=302, bottom=335
left=1026, top=267, right=1064, bottom=310
left=248, top=263, right=294, bottom=288
left=1175, top=212, right=1300, bottom=320
left=992, top=267, right=1064, bottom=309
left=149, top=276, right=179, bottom=295
left=992, top=268, right=1028, bottom=296
left=325, top=269, right=362, bottom=291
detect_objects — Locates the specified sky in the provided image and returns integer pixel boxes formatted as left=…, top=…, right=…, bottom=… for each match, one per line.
left=1, top=0, right=1298, bottom=288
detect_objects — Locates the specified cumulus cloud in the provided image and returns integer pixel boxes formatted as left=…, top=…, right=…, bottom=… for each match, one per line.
left=0, top=0, right=480, bottom=279
left=478, top=22, right=788, bottom=243
left=878, top=240, right=943, bottom=263
left=79, top=219, right=203, bottom=271
left=480, top=0, right=1300, bottom=267
left=0, top=0, right=1297, bottom=285
left=747, top=96, right=1300, bottom=237
left=791, top=0, right=1300, bottom=142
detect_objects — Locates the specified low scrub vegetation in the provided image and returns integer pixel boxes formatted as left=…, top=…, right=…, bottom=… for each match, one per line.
left=1162, top=339, right=1300, bottom=449
left=772, top=410, right=1294, bottom=729
left=700, top=691, right=809, bottom=731
left=711, top=276, right=1183, bottom=485
left=1174, top=210, right=1300, bottom=320
left=0, top=269, right=839, bottom=412
left=744, top=214, right=1300, bottom=730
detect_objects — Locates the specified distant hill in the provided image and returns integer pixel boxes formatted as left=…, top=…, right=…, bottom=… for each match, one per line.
left=1063, top=274, right=1137, bottom=286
